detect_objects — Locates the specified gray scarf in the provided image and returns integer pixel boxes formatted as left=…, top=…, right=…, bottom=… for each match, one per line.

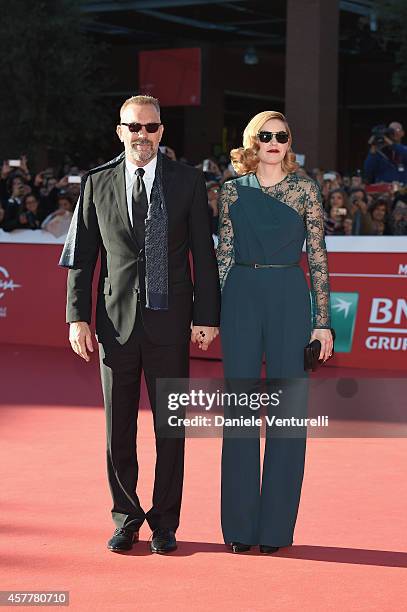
left=59, top=150, right=169, bottom=310
left=144, top=150, right=168, bottom=309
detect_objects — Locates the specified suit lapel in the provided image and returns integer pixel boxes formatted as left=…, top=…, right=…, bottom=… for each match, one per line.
left=161, top=155, right=176, bottom=209
left=111, top=160, right=139, bottom=247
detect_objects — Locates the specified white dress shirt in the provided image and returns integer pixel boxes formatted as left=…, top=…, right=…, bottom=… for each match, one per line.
left=125, top=155, right=157, bottom=226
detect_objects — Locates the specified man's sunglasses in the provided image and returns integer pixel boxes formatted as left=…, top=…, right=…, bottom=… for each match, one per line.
left=257, top=131, right=289, bottom=144
left=120, top=122, right=162, bottom=133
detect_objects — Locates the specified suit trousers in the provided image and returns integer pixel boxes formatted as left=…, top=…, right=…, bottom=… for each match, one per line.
left=98, top=307, right=189, bottom=533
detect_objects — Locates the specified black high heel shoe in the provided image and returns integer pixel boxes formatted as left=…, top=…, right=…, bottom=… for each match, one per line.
left=231, top=542, right=251, bottom=553
left=259, top=545, right=280, bottom=554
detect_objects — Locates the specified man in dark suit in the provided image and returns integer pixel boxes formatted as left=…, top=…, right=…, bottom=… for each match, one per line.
left=59, top=95, right=220, bottom=554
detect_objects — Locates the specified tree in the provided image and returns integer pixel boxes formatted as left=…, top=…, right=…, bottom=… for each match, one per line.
left=374, top=0, right=407, bottom=93
left=0, top=0, right=112, bottom=168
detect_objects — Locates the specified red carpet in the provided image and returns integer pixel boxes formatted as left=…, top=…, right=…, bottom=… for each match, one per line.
left=1, top=344, right=407, bottom=611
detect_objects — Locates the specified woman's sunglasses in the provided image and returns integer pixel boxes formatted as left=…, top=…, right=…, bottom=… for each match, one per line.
left=257, top=131, right=289, bottom=144
left=120, top=122, right=162, bottom=133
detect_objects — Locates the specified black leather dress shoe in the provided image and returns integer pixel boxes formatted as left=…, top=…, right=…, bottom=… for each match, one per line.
left=150, top=528, right=177, bottom=554
left=107, top=528, right=139, bottom=552
left=231, top=542, right=251, bottom=553
left=259, top=545, right=280, bottom=554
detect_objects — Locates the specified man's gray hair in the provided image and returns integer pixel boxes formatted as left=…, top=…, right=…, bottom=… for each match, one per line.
left=120, top=95, right=161, bottom=118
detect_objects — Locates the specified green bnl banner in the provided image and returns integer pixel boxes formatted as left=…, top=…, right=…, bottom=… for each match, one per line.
left=312, top=292, right=359, bottom=353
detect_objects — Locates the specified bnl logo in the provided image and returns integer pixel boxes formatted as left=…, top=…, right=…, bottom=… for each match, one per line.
left=366, top=298, right=407, bottom=351
left=329, top=293, right=407, bottom=353
left=330, top=293, right=359, bottom=353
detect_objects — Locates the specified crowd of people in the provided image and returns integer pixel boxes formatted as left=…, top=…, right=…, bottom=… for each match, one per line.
left=1, top=120, right=407, bottom=237
left=0, top=157, right=79, bottom=237
left=203, top=157, right=407, bottom=237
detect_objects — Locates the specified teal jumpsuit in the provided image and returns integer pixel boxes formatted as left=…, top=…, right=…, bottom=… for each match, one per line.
left=216, top=171, right=331, bottom=547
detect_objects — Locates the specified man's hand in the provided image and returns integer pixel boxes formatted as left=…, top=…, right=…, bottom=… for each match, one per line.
left=69, top=322, right=94, bottom=362
left=191, top=326, right=219, bottom=351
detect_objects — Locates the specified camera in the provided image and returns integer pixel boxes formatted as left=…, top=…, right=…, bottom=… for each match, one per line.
left=370, top=124, right=394, bottom=147
left=335, top=207, right=347, bottom=216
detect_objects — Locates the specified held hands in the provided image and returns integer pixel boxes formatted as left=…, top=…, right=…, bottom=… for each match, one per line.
left=310, top=328, right=334, bottom=362
left=69, top=322, right=94, bottom=362
left=191, top=326, right=219, bottom=351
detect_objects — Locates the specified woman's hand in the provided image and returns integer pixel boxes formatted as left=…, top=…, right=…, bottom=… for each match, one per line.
left=310, top=328, right=333, bottom=362
left=191, top=326, right=219, bottom=351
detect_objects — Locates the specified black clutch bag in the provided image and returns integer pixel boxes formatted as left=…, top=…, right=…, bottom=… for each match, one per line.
left=304, top=328, right=336, bottom=372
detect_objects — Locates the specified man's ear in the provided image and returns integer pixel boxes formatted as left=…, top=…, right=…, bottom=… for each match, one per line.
left=159, top=124, right=164, bottom=142
left=116, top=125, right=123, bottom=142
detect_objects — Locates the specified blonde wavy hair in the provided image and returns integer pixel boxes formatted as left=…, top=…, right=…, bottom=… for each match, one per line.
left=230, top=111, right=299, bottom=175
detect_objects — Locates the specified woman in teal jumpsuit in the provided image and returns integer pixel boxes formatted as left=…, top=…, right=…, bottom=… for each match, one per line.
left=216, top=111, right=333, bottom=554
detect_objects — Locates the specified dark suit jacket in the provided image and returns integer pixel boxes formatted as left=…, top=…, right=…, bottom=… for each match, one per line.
left=62, top=153, right=221, bottom=346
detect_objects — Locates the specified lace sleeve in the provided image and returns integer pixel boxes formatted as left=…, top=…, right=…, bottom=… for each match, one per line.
left=216, top=180, right=237, bottom=290
left=304, top=180, right=331, bottom=328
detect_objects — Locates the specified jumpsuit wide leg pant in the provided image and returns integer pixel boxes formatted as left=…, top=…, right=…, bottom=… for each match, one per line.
left=220, top=264, right=312, bottom=547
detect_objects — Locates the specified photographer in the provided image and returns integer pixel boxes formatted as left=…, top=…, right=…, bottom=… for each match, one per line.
left=369, top=199, right=391, bottom=235
left=3, top=193, right=45, bottom=232
left=350, top=170, right=364, bottom=190
left=2, top=175, right=25, bottom=210
left=364, top=124, right=407, bottom=184
left=348, top=188, right=374, bottom=235
left=41, top=193, right=74, bottom=238
left=31, top=171, right=59, bottom=216
left=324, top=194, right=348, bottom=235
left=390, top=196, right=407, bottom=235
